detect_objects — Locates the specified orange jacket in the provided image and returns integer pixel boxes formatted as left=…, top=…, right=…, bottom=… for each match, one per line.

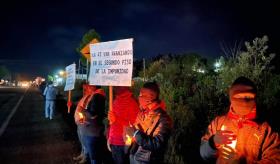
left=200, top=112, right=280, bottom=163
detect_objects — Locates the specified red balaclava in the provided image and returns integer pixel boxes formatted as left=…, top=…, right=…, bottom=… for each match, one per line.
left=229, top=77, right=257, bottom=116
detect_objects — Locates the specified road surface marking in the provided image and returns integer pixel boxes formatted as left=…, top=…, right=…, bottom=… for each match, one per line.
left=0, top=88, right=28, bottom=137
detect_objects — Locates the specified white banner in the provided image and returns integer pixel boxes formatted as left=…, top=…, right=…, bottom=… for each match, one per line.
left=89, top=38, right=133, bottom=86
left=64, top=64, right=76, bottom=91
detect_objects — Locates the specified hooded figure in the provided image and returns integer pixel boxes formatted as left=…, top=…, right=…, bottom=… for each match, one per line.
left=200, top=76, right=280, bottom=163
left=107, top=86, right=140, bottom=164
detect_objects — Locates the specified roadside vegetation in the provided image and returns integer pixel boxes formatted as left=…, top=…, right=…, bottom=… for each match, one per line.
left=55, top=31, right=279, bottom=164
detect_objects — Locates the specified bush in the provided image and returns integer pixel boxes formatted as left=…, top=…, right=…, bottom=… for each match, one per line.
left=136, top=36, right=279, bottom=163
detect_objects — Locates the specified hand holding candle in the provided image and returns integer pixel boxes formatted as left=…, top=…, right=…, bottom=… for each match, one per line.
left=214, top=125, right=237, bottom=150
left=124, top=125, right=137, bottom=146
left=125, top=134, right=133, bottom=146
left=214, top=130, right=236, bottom=148
left=220, top=125, right=237, bottom=150
left=216, top=125, right=239, bottom=162
left=220, top=145, right=239, bottom=162
left=108, top=111, right=116, bottom=125
left=78, top=112, right=85, bottom=124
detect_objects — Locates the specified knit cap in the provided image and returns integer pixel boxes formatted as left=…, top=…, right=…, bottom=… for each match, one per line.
left=229, top=76, right=257, bottom=99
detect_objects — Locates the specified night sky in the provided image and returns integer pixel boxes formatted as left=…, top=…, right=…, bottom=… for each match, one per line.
left=0, top=0, right=279, bottom=79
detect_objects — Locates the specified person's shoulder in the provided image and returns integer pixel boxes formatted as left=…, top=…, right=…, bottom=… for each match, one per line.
left=94, top=93, right=105, bottom=98
left=154, top=107, right=166, bottom=114
left=258, top=121, right=273, bottom=131
left=94, top=89, right=106, bottom=97
left=215, top=115, right=227, bottom=120
left=153, top=108, right=170, bottom=120
left=91, top=92, right=106, bottom=102
left=209, top=115, right=227, bottom=125
left=153, top=108, right=173, bottom=128
left=128, top=96, right=139, bottom=105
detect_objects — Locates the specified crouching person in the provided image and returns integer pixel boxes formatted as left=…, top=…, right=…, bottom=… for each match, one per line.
left=200, top=76, right=280, bottom=163
left=125, top=81, right=172, bottom=164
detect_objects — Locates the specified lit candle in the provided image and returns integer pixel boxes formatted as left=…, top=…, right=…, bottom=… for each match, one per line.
left=78, top=112, right=85, bottom=124
left=125, top=134, right=132, bottom=146
left=78, top=112, right=84, bottom=119
left=221, top=125, right=237, bottom=150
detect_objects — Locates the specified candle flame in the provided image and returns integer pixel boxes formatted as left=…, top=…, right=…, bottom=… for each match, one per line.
left=79, top=112, right=84, bottom=119
left=125, top=134, right=132, bottom=145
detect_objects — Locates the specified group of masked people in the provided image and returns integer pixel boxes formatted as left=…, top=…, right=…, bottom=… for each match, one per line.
left=72, top=77, right=280, bottom=164
left=73, top=81, right=172, bottom=164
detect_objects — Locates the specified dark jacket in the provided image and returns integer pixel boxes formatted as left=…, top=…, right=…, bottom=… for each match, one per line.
left=130, top=105, right=172, bottom=163
left=79, top=89, right=106, bottom=137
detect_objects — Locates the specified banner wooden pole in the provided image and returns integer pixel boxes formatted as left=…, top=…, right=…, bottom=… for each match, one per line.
left=109, top=86, right=113, bottom=111
left=67, top=90, right=72, bottom=113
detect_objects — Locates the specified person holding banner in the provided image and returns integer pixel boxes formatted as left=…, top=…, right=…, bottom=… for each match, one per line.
left=43, top=81, right=58, bottom=120
left=125, top=81, right=172, bottom=164
left=74, top=84, right=106, bottom=164
left=107, top=86, right=140, bottom=164
left=200, top=76, right=280, bottom=163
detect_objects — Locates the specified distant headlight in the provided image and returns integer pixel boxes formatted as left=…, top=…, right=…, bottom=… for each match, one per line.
left=21, top=83, right=29, bottom=88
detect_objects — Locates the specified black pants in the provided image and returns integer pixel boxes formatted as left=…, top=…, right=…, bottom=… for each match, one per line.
left=111, top=145, right=129, bottom=164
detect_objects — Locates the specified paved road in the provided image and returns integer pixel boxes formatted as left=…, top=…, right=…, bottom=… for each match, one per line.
left=0, top=87, right=80, bottom=164
left=0, top=87, right=24, bottom=127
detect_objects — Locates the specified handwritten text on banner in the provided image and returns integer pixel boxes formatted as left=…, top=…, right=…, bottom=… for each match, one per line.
left=64, top=63, right=76, bottom=91
left=89, top=38, right=133, bottom=86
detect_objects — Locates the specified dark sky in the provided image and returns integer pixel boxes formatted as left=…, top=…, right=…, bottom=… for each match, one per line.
left=0, top=0, right=279, bottom=79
